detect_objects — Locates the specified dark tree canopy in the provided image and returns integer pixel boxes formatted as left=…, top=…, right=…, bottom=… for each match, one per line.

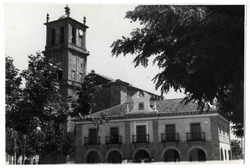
left=70, top=72, right=98, bottom=118
left=5, top=53, right=75, bottom=163
left=111, top=5, right=244, bottom=137
left=5, top=56, right=22, bottom=129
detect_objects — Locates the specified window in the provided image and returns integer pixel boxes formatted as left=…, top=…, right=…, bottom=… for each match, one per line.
left=225, top=149, right=227, bottom=160
left=136, top=125, right=147, bottom=143
left=138, top=102, right=144, bottom=110
left=110, top=127, right=119, bottom=143
left=219, top=124, right=221, bottom=134
left=60, top=26, right=64, bottom=43
left=228, top=150, right=231, bottom=160
left=166, top=125, right=175, bottom=141
left=51, top=28, right=56, bottom=45
left=72, top=27, right=76, bottom=44
left=191, top=123, right=201, bottom=140
left=72, top=70, right=76, bottom=81
left=57, top=70, right=62, bottom=80
left=222, top=126, right=225, bottom=135
left=221, top=148, right=224, bottom=160
left=79, top=73, right=83, bottom=82
left=89, top=128, right=97, bottom=144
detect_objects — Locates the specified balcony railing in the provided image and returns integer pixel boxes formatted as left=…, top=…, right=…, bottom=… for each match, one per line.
left=161, top=133, right=179, bottom=142
left=84, top=137, right=101, bottom=145
left=105, top=135, right=122, bottom=144
left=132, top=134, right=149, bottom=143
left=186, top=132, right=206, bottom=141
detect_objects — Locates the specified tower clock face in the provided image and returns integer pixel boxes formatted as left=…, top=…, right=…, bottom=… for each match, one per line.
left=79, top=29, right=83, bottom=37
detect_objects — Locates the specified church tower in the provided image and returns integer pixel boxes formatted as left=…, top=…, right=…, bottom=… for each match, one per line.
left=43, top=5, right=89, bottom=100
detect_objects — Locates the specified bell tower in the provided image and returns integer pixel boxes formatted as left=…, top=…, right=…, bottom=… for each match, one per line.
left=43, top=5, right=89, bottom=100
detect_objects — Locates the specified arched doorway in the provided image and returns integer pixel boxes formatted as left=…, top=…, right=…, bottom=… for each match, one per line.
left=134, top=149, right=150, bottom=163
left=86, top=151, right=100, bottom=163
left=221, top=148, right=224, bottom=160
left=107, top=150, right=122, bottom=163
left=164, top=149, right=180, bottom=162
left=189, top=148, right=206, bottom=161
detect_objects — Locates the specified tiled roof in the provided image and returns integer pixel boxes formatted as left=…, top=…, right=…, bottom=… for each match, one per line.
left=89, top=98, right=209, bottom=119
left=94, top=73, right=115, bottom=82
left=155, top=99, right=200, bottom=113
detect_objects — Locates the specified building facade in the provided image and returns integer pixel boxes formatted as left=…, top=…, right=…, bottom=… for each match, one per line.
left=74, top=91, right=232, bottom=163
left=41, top=6, right=231, bottom=164
left=89, top=71, right=163, bottom=113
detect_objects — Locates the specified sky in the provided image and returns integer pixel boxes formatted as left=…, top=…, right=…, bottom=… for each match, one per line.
left=2, top=0, right=249, bottom=156
left=3, top=3, right=186, bottom=99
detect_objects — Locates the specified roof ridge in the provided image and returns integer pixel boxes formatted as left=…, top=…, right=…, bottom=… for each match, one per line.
left=93, top=72, right=115, bottom=82
left=91, top=102, right=128, bottom=116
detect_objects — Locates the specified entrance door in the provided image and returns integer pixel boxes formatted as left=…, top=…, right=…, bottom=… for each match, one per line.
left=107, top=150, right=122, bottom=163
left=189, top=148, right=206, bottom=161
left=164, top=149, right=180, bottom=162
left=87, top=151, right=100, bottom=163
left=166, top=125, right=175, bottom=141
left=191, top=123, right=201, bottom=140
left=89, top=129, right=97, bottom=144
left=134, top=149, right=149, bottom=163
left=136, top=125, right=146, bottom=143
left=110, top=127, right=119, bottom=143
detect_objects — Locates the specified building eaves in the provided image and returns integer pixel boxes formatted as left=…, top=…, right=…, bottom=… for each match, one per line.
left=73, top=98, right=217, bottom=122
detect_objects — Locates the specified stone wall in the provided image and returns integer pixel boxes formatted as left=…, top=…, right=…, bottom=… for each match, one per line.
left=75, top=114, right=228, bottom=163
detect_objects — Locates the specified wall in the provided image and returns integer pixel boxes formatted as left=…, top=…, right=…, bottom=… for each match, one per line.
left=158, top=115, right=212, bottom=141
left=81, top=121, right=126, bottom=144
left=75, top=113, right=227, bottom=163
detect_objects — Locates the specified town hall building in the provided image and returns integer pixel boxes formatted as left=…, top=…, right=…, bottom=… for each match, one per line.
left=73, top=91, right=232, bottom=163
left=42, top=5, right=232, bottom=163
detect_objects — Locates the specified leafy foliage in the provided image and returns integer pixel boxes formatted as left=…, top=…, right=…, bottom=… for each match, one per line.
left=5, top=56, right=22, bottom=129
left=231, top=139, right=242, bottom=159
left=5, top=52, right=75, bottom=163
left=20, top=52, right=67, bottom=129
left=111, top=5, right=244, bottom=136
left=70, top=72, right=98, bottom=118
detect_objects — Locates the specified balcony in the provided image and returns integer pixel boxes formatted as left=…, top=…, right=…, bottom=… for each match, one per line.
left=105, top=135, right=122, bottom=148
left=84, top=137, right=101, bottom=146
left=161, top=133, right=179, bottom=147
left=161, top=133, right=179, bottom=142
left=186, top=132, right=206, bottom=146
left=105, top=135, right=122, bottom=144
left=132, top=134, right=149, bottom=148
left=132, top=134, right=149, bottom=143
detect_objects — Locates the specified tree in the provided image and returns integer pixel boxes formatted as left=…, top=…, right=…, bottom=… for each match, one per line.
left=20, top=52, right=75, bottom=164
left=70, top=72, right=98, bottom=118
left=70, top=72, right=110, bottom=163
left=231, top=139, right=242, bottom=159
left=111, top=5, right=244, bottom=137
left=5, top=56, right=22, bottom=164
left=5, top=56, right=22, bottom=118
left=5, top=52, right=73, bottom=164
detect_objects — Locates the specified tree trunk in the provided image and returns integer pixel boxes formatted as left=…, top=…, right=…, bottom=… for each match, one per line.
left=12, top=127, right=17, bottom=165
left=21, top=134, right=26, bottom=164
left=96, top=124, right=99, bottom=163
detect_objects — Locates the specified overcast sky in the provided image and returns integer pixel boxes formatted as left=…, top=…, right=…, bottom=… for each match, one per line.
left=3, top=1, right=249, bottom=99
left=4, top=3, right=186, bottom=98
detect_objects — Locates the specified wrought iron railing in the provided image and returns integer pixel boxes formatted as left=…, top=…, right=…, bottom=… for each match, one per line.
left=132, top=134, right=149, bottom=143
left=161, top=133, right=179, bottom=142
left=84, top=137, right=101, bottom=145
left=105, top=135, right=122, bottom=144
left=186, top=132, right=206, bottom=141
